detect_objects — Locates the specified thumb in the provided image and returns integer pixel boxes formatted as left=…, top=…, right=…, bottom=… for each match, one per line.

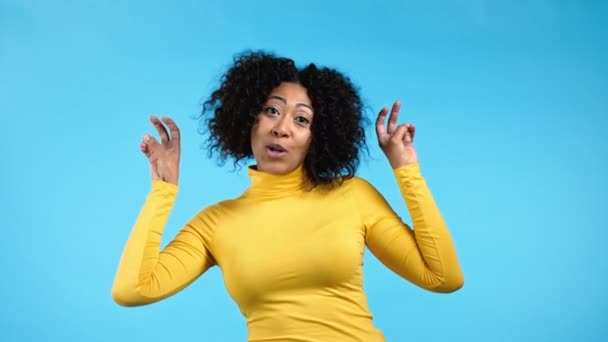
left=392, top=124, right=408, bottom=143
left=141, top=134, right=162, bottom=161
left=143, top=134, right=162, bottom=152
left=141, top=135, right=161, bottom=181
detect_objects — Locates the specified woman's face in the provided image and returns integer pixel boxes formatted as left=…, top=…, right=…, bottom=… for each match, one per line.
left=251, top=82, right=314, bottom=175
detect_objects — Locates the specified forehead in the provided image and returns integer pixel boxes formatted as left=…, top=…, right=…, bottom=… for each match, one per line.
left=267, top=82, right=311, bottom=106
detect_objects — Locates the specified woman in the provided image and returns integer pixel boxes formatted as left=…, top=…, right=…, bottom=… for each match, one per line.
left=112, top=51, right=464, bottom=341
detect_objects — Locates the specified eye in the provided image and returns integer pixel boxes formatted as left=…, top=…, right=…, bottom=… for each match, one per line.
left=295, top=116, right=310, bottom=126
left=264, top=106, right=279, bottom=115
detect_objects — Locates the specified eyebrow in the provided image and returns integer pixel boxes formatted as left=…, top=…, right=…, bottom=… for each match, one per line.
left=268, top=96, right=313, bottom=112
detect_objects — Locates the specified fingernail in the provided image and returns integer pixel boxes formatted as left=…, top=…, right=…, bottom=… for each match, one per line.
left=143, top=134, right=149, bottom=141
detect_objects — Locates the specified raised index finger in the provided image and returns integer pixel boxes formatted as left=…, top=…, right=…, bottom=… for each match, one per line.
left=161, top=116, right=180, bottom=143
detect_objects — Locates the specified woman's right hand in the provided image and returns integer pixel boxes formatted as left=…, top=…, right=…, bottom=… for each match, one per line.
left=140, top=115, right=181, bottom=185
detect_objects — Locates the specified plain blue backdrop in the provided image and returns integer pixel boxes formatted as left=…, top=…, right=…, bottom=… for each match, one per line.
left=1, top=0, right=606, bottom=341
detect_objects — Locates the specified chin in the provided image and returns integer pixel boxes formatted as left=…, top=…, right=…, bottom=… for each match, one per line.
left=258, top=161, right=295, bottom=175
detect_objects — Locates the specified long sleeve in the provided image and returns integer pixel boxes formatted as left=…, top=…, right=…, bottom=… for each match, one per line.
left=111, top=180, right=217, bottom=306
left=356, top=163, right=464, bottom=293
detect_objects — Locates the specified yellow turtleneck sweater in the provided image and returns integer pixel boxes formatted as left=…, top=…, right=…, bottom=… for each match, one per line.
left=112, top=162, right=463, bottom=342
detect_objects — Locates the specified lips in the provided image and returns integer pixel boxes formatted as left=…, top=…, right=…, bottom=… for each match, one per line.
left=265, top=143, right=288, bottom=159
left=266, top=143, right=287, bottom=153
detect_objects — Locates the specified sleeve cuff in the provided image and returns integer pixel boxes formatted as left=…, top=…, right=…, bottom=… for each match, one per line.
left=151, top=179, right=179, bottom=196
left=392, top=162, right=421, bottom=179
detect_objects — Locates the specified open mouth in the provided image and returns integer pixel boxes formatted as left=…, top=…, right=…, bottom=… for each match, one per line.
left=267, top=144, right=286, bottom=152
left=266, top=144, right=287, bottom=157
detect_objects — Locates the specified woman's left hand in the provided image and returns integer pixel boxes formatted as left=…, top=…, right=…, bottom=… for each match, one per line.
left=376, top=100, right=418, bottom=169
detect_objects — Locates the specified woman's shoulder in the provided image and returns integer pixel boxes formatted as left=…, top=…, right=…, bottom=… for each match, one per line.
left=199, top=197, right=241, bottom=214
left=342, top=174, right=377, bottom=189
left=321, top=175, right=378, bottom=197
left=184, top=199, right=242, bottom=236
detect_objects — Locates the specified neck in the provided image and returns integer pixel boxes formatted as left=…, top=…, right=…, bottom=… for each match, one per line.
left=243, top=163, right=310, bottom=199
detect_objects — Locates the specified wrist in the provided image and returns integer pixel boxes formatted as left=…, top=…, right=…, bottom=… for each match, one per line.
left=162, top=174, right=179, bottom=186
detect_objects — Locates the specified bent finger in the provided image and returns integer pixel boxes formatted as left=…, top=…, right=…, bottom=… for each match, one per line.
left=408, top=124, right=416, bottom=142
left=402, top=124, right=413, bottom=144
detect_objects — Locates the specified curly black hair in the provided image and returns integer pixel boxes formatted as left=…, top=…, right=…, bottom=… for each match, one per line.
left=198, top=50, right=369, bottom=187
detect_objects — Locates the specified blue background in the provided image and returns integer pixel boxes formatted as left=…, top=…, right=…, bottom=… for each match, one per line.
left=1, top=0, right=607, bottom=341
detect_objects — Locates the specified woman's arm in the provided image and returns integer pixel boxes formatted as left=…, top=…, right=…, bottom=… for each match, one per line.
left=356, top=163, right=464, bottom=293
left=111, top=180, right=217, bottom=306
left=361, top=101, right=463, bottom=292
left=112, top=115, right=217, bottom=306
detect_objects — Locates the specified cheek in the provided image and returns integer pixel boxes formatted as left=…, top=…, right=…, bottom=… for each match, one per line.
left=298, top=131, right=313, bottom=152
left=252, top=116, right=271, bottom=135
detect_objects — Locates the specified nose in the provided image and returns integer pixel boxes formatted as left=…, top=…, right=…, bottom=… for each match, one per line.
left=272, top=117, right=289, bottom=137
left=272, top=128, right=288, bottom=137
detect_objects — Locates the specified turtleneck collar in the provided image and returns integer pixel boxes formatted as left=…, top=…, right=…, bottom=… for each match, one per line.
left=242, top=164, right=311, bottom=199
